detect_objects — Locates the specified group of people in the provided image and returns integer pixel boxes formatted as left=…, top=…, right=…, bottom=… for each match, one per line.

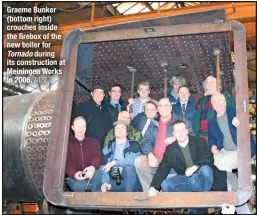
left=65, top=75, right=256, bottom=213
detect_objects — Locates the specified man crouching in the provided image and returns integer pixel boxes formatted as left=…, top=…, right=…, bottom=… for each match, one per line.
left=100, top=121, right=142, bottom=192
left=149, top=120, right=227, bottom=214
left=65, top=116, right=102, bottom=192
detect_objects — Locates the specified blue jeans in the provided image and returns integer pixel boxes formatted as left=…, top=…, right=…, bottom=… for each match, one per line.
left=67, top=170, right=102, bottom=192
left=161, top=165, right=213, bottom=214
left=110, top=165, right=142, bottom=192
left=161, top=165, right=213, bottom=192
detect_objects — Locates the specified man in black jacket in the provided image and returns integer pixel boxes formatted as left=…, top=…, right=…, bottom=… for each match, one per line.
left=149, top=120, right=227, bottom=213
left=74, top=85, right=113, bottom=150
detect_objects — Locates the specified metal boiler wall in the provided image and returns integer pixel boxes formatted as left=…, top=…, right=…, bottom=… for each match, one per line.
left=3, top=92, right=56, bottom=202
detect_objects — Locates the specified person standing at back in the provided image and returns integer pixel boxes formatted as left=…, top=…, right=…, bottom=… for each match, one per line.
left=74, top=85, right=113, bottom=150
left=106, top=84, right=128, bottom=124
left=172, top=86, right=196, bottom=136
left=168, top=75, right=195, bottom=106
left=192, top=75, right=235, bottom=139
left=127, top=82, right=156, bottom=118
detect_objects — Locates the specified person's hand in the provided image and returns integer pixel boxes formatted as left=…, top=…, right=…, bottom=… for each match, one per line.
left=128, top=98, right=133, bottom=105
left=185, top=165, right=199, bottom=177
left=164, top=136, right=176, bottom=145
left=232, top=117, right=240, bottom=127
left=147, top=153, right=159, bottom=168
left=83, top=166, right=95, bottom=179
left=211, top=145, right=219, bottom=155
left=148, top=187, right=158, bottom=197
left=74, top=171, right=86, bottom=181
left=103, top=161, right=116, bottom=173
left=101, top=183, right=111, bottom=192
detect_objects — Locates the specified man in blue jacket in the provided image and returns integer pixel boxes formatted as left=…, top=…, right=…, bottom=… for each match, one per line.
left=172, top=85, right=196, bottom=136
left=135, top=98, right=177, bottom=192
left=131, top=100, right=159, bottom=137
left=208, top=92, right=256, bottom=172
left=100, top=120, right=142, bottom=192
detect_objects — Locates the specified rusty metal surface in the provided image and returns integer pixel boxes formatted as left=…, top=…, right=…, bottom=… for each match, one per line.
left=64, top=192, right=235, bottom=208
left=43, top=13, right=251, bottom=209
left=83, top=22, right=231, bottom=43
left=43, top=28, right=83, bottom=205
left=3, top=92, right=55, bottom=202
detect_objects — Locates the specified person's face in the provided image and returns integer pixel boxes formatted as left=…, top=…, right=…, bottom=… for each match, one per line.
left=109, top=86, right=121, bottom=102
left=144, top=103, right=158, bottom=119
left=205, top=76, right=217, bottom=94
left=137, top=85, right=150, bottom=99
left=173, top=82, right=181, bottom=94
left=118, top=112, right=131, bottom=124
left=72, top=119, right=86, bottom=138
left=158, top=98, right=172, bottom=118
left=114, top=124, right=127, bottom=138
left=178, top=87, right=190, bottom=103
left=211, top=94, right=226, bottom=113
left=91, top=89, right=105, bottom=104
left=173, top=123, right=189, bottom=142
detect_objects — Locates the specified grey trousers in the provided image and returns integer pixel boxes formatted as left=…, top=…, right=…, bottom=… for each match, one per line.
left=134, top=155, right=158, bottom=192
left=134, top=155, right=177, bottom=192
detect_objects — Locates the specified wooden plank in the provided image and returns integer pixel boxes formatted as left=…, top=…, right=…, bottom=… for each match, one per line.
left=64, top=192, right=235, bottom=208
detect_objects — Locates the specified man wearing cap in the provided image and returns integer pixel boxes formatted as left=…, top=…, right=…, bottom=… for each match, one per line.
left=106, top=84, right=128, bottom=124
left=104, top=111, right=143, bottom=147
left=74, top=85, right=113, bottom=150
left=65, top=116, right=102, bottom=192
left=100, top=120, right=142, bottom=192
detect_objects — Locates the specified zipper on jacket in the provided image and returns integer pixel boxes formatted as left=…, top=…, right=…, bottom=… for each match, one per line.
left=80, top=144, right=84, bottom=170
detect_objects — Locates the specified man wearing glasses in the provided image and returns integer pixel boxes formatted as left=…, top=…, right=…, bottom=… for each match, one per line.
left=127, top=82, right=156, bottom=118
left=135, top=98, right=177, bottom=192
left=65, top=116, right=102, bottom=192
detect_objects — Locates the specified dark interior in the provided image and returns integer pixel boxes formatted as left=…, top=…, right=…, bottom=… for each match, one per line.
left=73, top=33, right=234, bottom=105
left=72, top=9, right=235, bottom=106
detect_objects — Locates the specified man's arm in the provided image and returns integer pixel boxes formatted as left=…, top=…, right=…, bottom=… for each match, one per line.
left=140, top=126, right=155, bottom=154
left=115, top=151, right=142, bottom=167
left=99, top=165, right=111, bottom=184
left=150, top=146, right=174, bottom=191
left=208, top=121, right=218, bottom=148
